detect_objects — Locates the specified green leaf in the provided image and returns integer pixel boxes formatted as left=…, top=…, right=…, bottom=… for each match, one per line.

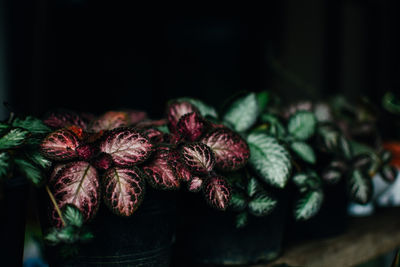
left=0, top=122, right=9, bottom=135
left=25, top=150, right=52, bottom=169
left=230, top=192, right=247, bottom=211
left=12, top=116, right=51, bottom=134
left=223, top=93, right=259, bottom=132
left=292, top=171, right=321, bottom=191
left=288, top=111, right=317, bottom=140
left=294, top=189, right=324, bottom=221
left=339, top=136, right=353, bottom=160
left=14, top=158, right=43, bottom=186
left=257, top=91, right=270, bottom=112
left=247, top=133, right=292, bottom=188
left=177, top=97, right=218, bottom=118
left=0, top=128, right=30, bottom=150
left=383, top=92, right=400, bottom=115
left=259, top=113, right=286, bottom=137
left=348, top=168, right=372, bottom=204
left=156, top=124, right=170, bottom=134
left=236, top=212, right=248, bottom=228
left=247, top=177, right=261, bottom=197
left=63, top=205, right=84, bottom=227
left=248, top=192, right=277, bottom=217
left=290, top=141, right=316, bottom=164
left=0, top=152, right=10, bottom=179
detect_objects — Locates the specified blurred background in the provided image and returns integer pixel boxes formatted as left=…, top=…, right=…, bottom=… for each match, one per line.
left=1, top=0, right=400, bottom=266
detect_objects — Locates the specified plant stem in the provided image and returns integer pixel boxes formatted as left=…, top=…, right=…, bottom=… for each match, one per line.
left=46, top=185, right=66, bottom=227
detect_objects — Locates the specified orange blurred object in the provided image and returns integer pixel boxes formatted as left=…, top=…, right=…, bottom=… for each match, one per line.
left=383, top=142, right=400, bottom=168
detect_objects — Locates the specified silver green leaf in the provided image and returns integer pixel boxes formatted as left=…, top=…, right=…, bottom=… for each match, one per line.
left=294, top=189, right=324, bottom=221
left=257, top=91, right=270, bottom=112
left=25, top=150, right=52, bottom=169
left=0, top=128, right=30, bottom=150
left=0, top=152, right=10, bottom=179
left=14, top=158, right=43, bottom=186
left=230, top=192, right=247, bottom=211
left=288, top=111, right=317, bottom=140
left=177, top=97, right=218, bottom=118
left=348, top=168, right=372, bottom=204
left=12, top=116, right=51, bottom=134
left=63, top=205, right=84, bottom=227
left=247, top=177, right=261, bottom=197
left=292, top=171, right=321, bottom=192
left=223, top=93, right=259, bottom=132
left=236, top=212, right=248, bottom=228
left=259, top=113, right=286, bottom=137
left=247, top=133, right=292, bottom=188
left=290, top=141, right=316, bottom=164
left=248, top=193, right=277, bottom=217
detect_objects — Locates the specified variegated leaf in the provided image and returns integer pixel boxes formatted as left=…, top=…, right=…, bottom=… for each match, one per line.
left=90, top=111, right=129, bottom=132
left=294, top=189, right=324, bottom=221
left=167, top=101, right=199, bottom=132
left=201, top=128, right=250, bottom=171
left=0, top=127, right=30, bottom=150
left=348, top=168, right=372, bottom=204
left=50, top=161, right=100, bottom=223
left=180, top=143, right=215, bottom=174
left=43, top=110, right=88, bottom=130
left=188, top=177, right=203, bottom=192
left=203, top=176, right=231, bottom=210
left=103, top=167, right=145, bottom=216
left=177, top=97, right=218, bottom=118
left=247, top=177, right=261, bottom=198
left=223, top=93, right=259, bottom=132
left=0, top=152, right=10, bottom=179
left=177, top=112, right=206, bottom=142
left=288, top=111, right=317, bottom=141
left=230, top=192, right=247, bottom=211
left=100, top=128, right=153, bottom=167
left=143, top=128, right=165, bottom=144
left=248, top=192, right=277, bottom=217
left=290, top=141, right=316, bottom=164
left=40, top=129, right=80, bottom=161
left=12, top=116, right=51, bottom=134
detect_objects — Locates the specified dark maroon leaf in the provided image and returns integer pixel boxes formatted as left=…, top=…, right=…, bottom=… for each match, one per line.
left=143, top=128, right=165, bottom=144
left=201, top=128, right=250, bottom=171
left=90, top=111, right=129, bottom=132
left=125, top=110, right=148, bottom=125
left=143, top=148, right=180, bottom=190
left=180, top=143, right=215, bottom=174
left=167, top=101, right=199, bottom=132
left=100, top=128, right=153, bottom=167
left=188, top=177, right=203, bottom=192
left=177, top=112, right=206, bottom=142
left=76, top=144, right=97, bottom=161
left=43, top=111, right=88, bottom=130
left=203, top=176, right=231, bottom=210
left=92, top=153, right=114, bottom=171
left=49, top=163, right=68, bottom=184
left=103, top=167, right=145, bottom=216
left=40, top=129, right=80, bottom=161
left=50, top=161, right=100, bottom=223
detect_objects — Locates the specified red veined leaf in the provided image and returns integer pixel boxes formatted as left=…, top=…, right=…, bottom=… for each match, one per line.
left=89, top=111, right=129, bottom=132
left=143, top=128, right=165, bottom=144
left=103, top=167, right=145, bottom=216
left=92, top=153, right=114, bottom=171
left=180, top=143, right=215, bottom=174
left=201, top=128, right=250, bottom=171
left=177, top=112, right=207, bottom=142
left=67, top=125, right=84, bottom=140
left=100, top=128, right=153, bottom=167
left=49, top=163, right=68, bottom=184
left=143, top=147, right=180, bottom=190
left=188, top=177, right=203, bottom=192
left=166, top=149, right=192, bottom=182
left=50, top=161, right=100, bottom=224
left=125, top=110, right=148, bottom=125
left=40, top=129, right=80, bottom=161
left=203, top=176, right=231, bottom=210
left=76, top=144, right=97, bottom=161
left=167, top=101, right=199, bottom=132
left=43, top=110, right=88, bottom=130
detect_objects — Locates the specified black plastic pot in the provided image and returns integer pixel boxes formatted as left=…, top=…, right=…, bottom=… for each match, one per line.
left=39, top=188, right=177, bottom=267
left=0, top=176, right=30, bottom=267
left=172, top=191, right=289, bottom=266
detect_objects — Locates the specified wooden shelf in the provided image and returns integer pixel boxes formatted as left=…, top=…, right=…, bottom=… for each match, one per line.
left=258, top=208, right=400, bottom=267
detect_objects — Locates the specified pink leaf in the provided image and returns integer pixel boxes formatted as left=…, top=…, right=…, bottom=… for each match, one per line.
left=103, top=167, right=145, bottom=216
left=125, top=110, right=148, bottom=125
left=201, top=128, right=250, bottom=171
left=40, top=129, right=80, bottom=161
left=100, top=128, right=153, bottom=167
left=177, top=112, right=206, bottom=142
left=90, top=111, right=129, bottom=132
left=188, top=177, right=203, bottom=192
left=50, top=161, right=100, bottom=223
left=167, top=101, right=199, bottom=132
left=143, top=147, right=180, bottom=190
left=76, top=144, right=97, bottom=161
left=143, top=128, right=165, bottom=144
left=180, top=143, right=215, bottom=174
left=203, top=176, right=231, bottom=210
left=43, top=111, right=88, bottom=130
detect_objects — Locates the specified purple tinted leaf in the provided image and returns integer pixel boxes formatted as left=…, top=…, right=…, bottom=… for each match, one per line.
left=92, top=153, right=114, bottom=171
left=177, top=112, right=206, bottom=142
left=180, top=143, right=215, bottom=174
left=143, top=148, right=180, bottom=190
left=188, top=177, right=203, bottom=192
left=103, top=167, right=145, bottom=216
left=201, top=128, right=250, bottom=171
left=43, top=111, right=88, bottom=130
left=143, top=128, right=165, bottom=144
left=100, top=128, right=153, bottom=167
left=203, top=176, right=231, bottom=210
left=90, top=111, right=129, bottom=132
left=50, top=161, right=100, bottom=223
left=76, top=144, right=97, bottom=161
left=167, top=101, right=199, bottom=132
left=40, top=129, right=80, bottom=161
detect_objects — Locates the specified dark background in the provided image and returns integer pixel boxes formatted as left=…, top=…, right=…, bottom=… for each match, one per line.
left=2, top=0, right=400, bottom=119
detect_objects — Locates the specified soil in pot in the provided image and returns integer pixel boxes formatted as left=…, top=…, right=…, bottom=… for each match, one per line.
left=172, top=190, right=289, bottom=266
left=38, top=188, right=177, bottom=267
